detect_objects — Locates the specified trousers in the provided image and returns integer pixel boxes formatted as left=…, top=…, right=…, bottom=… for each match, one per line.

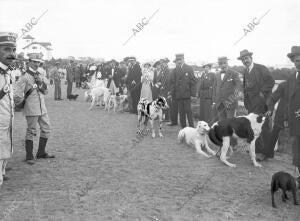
left=67, top=81, right=73, bottom=97
left=177, top=98, right=194, bottom=128
left=25, top=114, right=51, bottom=140
left=54, top=80, right=61, bottom=99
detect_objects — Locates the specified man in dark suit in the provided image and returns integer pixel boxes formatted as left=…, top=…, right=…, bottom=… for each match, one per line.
left=169, top=54, right=197, bottom=128
left=167, top=59, right=180, bottom=126
left=198, top=63, right=215, bottom=122
left=66, top=60, right=75, bottom=99
left=285, top=46, right=300, bottom=173
left=238, top=49, right=275, bottom=161
left=212, top=57, right=242, bottom=122
left=125, top=57, right=142, bottom=114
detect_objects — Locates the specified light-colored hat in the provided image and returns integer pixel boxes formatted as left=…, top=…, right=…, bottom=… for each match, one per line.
left=143, top=62, right=152, bottom=67
left=27, top=52, right=44, bottom=63
left=0, top=32, right=17, bottom=46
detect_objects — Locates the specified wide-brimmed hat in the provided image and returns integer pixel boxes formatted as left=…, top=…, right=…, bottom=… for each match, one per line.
left=287, top=46, right=300, bottom=61
left=237, top=49, right=253, bottom=60
left=109, top=59, right=118, bottom=64
left=128, top=56, right=136, bottom=61
left=153, top=61, right=161, bottom=68
left=0, top=32, right=17, bottom=46
left=202, top=63, right=212, bottom=68
left=27, top=53, right=44, bottom=63
left=143, top=62, right=152, bottom=67
left=175, top=53, right=184, bottom=60
left=160, top=57, right=170, bottom=63
left=218, top=56, right=229, bottom=63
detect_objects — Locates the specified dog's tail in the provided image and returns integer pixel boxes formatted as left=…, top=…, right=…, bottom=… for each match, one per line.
left=208, top=126, right=223, bottom=147
left=178, top=129, right=185, bottom=143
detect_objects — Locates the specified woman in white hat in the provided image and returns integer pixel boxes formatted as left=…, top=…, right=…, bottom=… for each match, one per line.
left=140, top=62, right=154, bottom=101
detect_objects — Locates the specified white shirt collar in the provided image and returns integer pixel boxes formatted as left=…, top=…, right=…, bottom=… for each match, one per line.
left=248, top=62, right=254, bottom=73
left=0, top=62, right=9, bottom=71
left=29, top=67, right=37, bottom=73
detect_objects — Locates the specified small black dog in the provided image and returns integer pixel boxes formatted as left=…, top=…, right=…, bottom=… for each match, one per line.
left=68, top=94, right=79, bottom=101
left=271, top=171, right=300, bottom=208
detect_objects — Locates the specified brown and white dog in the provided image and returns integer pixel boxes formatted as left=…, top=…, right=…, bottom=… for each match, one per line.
left=208, top=113, right=265, bottom=167
left=106, top=93, right=128, bottom=112
left=178, top=121, right=216, bottom=158
left=137, top=96, right=168, bottom=138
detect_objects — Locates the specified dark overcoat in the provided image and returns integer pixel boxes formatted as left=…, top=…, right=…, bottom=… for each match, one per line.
left=169, top=63, right=197, bottom=99
left=243, top=63, right=275, bottom=114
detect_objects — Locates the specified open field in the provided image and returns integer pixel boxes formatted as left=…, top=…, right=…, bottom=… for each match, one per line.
left=0, top=84, right=299, bottom=221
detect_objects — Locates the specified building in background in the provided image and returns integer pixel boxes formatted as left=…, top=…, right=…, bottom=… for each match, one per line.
left=20, top=35, right=53, bottom=60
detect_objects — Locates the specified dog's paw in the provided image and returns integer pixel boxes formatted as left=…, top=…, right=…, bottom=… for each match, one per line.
left=230, top=164, right=237, bottom=168
left=211, top=151, right=217, bottom=156
left=254, top=162, right=262, bottom=167
left=159, top=133, right=163, bottom=138
left=152, top=133, right=156, bottom=138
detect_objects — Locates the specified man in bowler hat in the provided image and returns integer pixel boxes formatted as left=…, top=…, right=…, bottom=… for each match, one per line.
left=169, top=54, right=197, bottom=128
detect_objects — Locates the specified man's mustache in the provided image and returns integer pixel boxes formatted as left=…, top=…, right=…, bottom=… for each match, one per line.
left=6, top=56, right=16, bottom=60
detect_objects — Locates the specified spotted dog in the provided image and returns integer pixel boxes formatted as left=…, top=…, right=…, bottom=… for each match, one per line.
left=137, top=96, right=168, bottom=138
left=208, top=113, right=265, bottom=167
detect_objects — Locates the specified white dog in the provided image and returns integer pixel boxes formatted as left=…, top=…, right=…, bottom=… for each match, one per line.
left=85, top=87, right=111, bottom=110
left=178, top=121, right=216, bottom=158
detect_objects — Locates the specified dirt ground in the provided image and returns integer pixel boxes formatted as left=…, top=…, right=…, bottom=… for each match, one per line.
left=0, top=84, right=300, bottom=221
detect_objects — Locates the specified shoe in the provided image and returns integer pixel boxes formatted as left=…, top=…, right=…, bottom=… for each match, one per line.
left=25, top=140, right=35, bottom=165
left=256, top=153, right=266, bottom=162
left=36, top=137, right=55, bottom=159
left=36, top=153, right=55, bottom=159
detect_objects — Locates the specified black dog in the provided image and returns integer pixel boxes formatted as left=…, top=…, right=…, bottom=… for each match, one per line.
left=68, top=94, right=79, bottom=101
left=271, top=171, right=300, bottom=208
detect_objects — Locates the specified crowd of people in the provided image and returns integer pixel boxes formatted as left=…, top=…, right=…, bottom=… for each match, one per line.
left=0, top=31, right=300, bottom=191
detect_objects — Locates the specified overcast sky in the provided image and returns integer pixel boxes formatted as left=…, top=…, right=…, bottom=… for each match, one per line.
left=0, top=0, right=299, bottom=67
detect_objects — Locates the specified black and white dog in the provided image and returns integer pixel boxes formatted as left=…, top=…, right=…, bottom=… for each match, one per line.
left=137, top=96, right=169, bottom=138
left=208, top=113, right=265, bottom=167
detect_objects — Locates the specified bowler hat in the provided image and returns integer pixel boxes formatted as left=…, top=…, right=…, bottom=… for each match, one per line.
left=237, top=49, right=253, bottom=60
left=287, top=46, right=300, bottom=60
